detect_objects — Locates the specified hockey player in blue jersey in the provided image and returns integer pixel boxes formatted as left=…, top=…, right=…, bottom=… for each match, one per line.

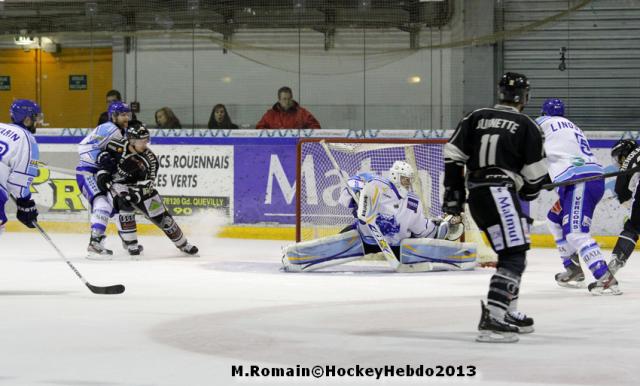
left=537, top=98, right=620, bottom=295
left=0, top=100, right=42, bottom=235
left=77, top=101, right=140, bottom=256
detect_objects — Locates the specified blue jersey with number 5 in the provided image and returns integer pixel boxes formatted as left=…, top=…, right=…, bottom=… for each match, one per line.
left=536, top=115, right=603, bottom=183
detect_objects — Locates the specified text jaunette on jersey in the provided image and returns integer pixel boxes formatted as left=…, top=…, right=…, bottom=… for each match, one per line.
left=477, top=118, right=519, bottom=133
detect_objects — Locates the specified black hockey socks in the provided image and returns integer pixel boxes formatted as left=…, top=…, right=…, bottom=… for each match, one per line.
left=486, top=267, right=521, bottom=318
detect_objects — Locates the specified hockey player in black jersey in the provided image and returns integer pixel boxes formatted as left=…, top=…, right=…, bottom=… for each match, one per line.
left=443, top=72, right=548, bottom=343
left=95, top=121, right=198, bottom=257
left=607, top=139, right=640, bottom=275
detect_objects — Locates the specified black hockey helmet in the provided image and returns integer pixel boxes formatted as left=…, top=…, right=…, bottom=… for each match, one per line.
left=498, top=72, right=530, bottom=105
left=127, top=120, right=150, bottom=140
left=611, top=139, right=638, bottom=166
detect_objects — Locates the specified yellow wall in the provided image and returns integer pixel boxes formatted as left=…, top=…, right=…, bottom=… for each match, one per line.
left=0, top=50, right=37, bottom=121
left=0, top=47, right=112, bottom=128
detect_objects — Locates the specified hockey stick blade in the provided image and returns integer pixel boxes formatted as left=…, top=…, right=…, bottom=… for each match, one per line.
left=11, top=194, right=126, bottom=296
left=542, top=166, right=640, bottom=190
left=86, top=283, right=126, bottom=295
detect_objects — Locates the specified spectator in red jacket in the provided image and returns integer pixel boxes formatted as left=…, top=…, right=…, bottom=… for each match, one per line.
left=256, top=86, right=321, bottom=129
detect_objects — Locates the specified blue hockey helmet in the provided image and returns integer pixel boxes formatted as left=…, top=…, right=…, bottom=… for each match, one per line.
left=541, top=98, right=565, bottom=117
left=108, top=101, right=131, bottom=117
left=10, top=99, right=43, bottom=133
left=498, top=72, right=530, bottom=104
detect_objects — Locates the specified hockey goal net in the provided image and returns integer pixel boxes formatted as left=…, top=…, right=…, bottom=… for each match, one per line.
left=295, top=138, right=497, bottom=265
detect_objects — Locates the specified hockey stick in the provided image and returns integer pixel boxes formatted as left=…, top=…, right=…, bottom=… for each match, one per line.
left=35, top=162, right=92, bottom=176
left=10, top=195, right=125, bottom=295
left=320, top=140, right=400, bottom=270
left=542, top=166, right=640, bottom=190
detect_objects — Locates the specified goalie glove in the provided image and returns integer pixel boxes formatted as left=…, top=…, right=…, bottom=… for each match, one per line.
left=434, top=214, right=464, bottom=241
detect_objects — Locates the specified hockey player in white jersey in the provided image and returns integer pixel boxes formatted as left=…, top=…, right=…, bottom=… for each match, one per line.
left=282, top=161, right=472, bottom=272
left=77, top=101, right=140, bottom=256
left=537, top=98, right=620, bottom=294
left=0, top=100, right=42, bottom=235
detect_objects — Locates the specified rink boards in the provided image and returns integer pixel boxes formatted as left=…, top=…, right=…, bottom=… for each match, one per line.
left=3, top=129, right=634, bottom=248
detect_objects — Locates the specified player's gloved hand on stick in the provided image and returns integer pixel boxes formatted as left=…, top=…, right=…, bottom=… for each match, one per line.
left=518, top=183, right=541, bottom=202
left=442, top=187, right=465, bottom=215
left=96, top=170, right=112, bottom=192
left=96, top=151, right=118, bottom=172
left=119, top=188, right=142, bottom=205
left=16, top=195, right=38, bottom=228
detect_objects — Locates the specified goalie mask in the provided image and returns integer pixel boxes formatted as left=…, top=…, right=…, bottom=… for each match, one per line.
left=389, top=161, right=415, bottom=196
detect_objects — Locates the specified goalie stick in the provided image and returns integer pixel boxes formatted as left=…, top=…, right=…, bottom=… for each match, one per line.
left=542, top=166, right=640, bottom=190
left=319, top=140, right=400, bottom=270
left=10, top=195, right=125, bottom=295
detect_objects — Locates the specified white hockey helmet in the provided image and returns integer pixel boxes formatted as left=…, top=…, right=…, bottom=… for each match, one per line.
left=389, top=161, right=415, bottom=195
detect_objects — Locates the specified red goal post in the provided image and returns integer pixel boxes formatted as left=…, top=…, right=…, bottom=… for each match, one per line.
left=295, top=137, right=448, bottom=243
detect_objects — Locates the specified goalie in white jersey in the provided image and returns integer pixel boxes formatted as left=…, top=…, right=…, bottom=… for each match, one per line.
left=537, top=98, right=619, bottom=294
left=0, top=100, right=42, bottom=235
left=282, top=161, right=474, bottom=272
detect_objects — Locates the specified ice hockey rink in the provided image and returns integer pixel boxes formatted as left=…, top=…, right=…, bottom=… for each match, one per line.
left=0, top=231, right=637, bottom=386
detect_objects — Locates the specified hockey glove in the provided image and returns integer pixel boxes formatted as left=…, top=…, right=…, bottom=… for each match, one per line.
left=442, top=187, right=465, bottom=216
left=518, top=183, right=541, bottom=202
left=119, top=188, right=143, bottom=205
left=96, top=170, right=113, bottom=193
left=16, top=196, right=38, bottom=228
left=96, top=151, right=118, bottom=173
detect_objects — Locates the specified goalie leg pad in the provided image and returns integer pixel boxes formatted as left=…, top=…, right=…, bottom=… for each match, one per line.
left=399, top=238, right=477, bottom=271
left=282, top=230, right=364, bottom=272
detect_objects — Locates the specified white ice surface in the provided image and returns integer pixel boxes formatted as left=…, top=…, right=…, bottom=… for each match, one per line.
left=0, top=231, right=638, bottom=386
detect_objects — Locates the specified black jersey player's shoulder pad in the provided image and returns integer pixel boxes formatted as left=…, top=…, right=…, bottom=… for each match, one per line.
left=621, top=147, right=640, bottom=171
left=105, top=138, right=127, bottom=156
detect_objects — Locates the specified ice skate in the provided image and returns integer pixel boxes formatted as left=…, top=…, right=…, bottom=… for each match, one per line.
left=122, top=241, right=144, bottom=257
left=588, top=270, right=622, bottom=296
left=86, top=233, right=113, bottom=259
left=555, top=253, right=584, bottom=288
left=178, top=241, right=199, bottom=256
left=476, top=301, right=519, bottom=343
left=504, top=310, right=534, bottom=334
left=607, top=255, right=626, bottom=276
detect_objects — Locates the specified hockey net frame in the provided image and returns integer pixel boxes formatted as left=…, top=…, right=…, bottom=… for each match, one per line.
left=295, top=137, right=497, bottom=266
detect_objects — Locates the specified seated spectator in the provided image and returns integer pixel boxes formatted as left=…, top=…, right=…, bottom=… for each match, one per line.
left=155, top=107, right=182, bottom=129
left=97, top=89, right=122, bottom=125
left=256, top=86, right=321, bottom=129
left=208, top=104, right=239, bottom=130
